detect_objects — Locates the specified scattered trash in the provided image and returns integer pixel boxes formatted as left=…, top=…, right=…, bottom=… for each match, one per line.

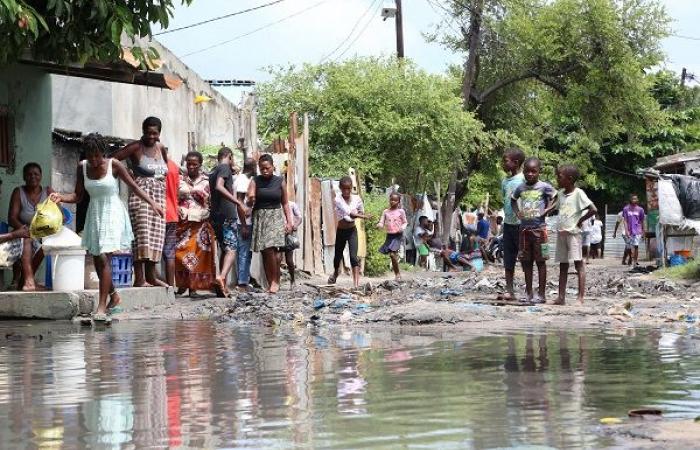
left=474, top=278, right=494, bottom=290
left=440, top=288, right=463, bottom=297
left=353, top=303, right=372, bottom=314
left=330, top=298, right=349, bottom=310
left=527, top=306, right=543, bottom=313
left=600, top=417, right=623, bottom=425
left=313, top=299, right=326, bottom=310
left=339, top=311, right=353, bottom=323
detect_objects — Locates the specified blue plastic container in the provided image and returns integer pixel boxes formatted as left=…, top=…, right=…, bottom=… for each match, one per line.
left=111, top=253, right=133, bottom=288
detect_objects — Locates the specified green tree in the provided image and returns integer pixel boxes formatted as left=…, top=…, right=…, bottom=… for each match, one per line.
left=257, top=57, right=490, bottom=195
left=426, top=0, right=671, bottom=231
left=0, top=0, right=192, bottom=66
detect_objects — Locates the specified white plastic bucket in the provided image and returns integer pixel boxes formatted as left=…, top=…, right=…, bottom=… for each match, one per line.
left=47, top=249, right=86, bottom=291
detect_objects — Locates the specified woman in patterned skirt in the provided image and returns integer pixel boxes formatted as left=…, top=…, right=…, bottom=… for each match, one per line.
left=51, top=134, right=163, bottom=321
left=113, top=116, right=168, bottom=288
left=175, top=151, right=217, bottom=297
left=246, top=154, right=293, bottom=293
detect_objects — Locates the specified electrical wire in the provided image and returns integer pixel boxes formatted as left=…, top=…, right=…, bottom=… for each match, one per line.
left=319, top=0, right=381, bottom=63
left=155, top=0, right=286, bottom=36
left=332, top=0, right=383, bottom=61
left=180, top=0, right=332, bottom=58
left=670, top=34, right=700, bottom=41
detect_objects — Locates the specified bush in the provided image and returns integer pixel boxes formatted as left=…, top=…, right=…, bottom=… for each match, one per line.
left=363, top=193, right=390, bottom=277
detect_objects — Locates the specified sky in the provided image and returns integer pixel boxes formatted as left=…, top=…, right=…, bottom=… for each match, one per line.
left=154, top=0, right=700, bottom=102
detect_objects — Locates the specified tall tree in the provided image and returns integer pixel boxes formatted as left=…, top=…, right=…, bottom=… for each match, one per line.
left=0, top=0, right=192, bottom=66
left=427, top=0, right=670, bottom=236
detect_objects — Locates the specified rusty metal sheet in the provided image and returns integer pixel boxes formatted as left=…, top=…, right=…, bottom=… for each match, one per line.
left=309, top=178, right=324, bottom=274
left=321, top=180, right=336, bottom=246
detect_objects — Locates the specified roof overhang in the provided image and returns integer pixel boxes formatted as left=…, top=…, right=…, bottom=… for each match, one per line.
left=19, top=48, right=182, bottom=90
left=655, top=149, right=700, bottom=170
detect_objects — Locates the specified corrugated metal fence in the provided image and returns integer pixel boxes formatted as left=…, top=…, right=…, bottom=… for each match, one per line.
left=545, top=214, right=645, bottom=260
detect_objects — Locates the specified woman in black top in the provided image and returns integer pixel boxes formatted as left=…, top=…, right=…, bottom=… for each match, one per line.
left=247, top=154, right=293, bottom=293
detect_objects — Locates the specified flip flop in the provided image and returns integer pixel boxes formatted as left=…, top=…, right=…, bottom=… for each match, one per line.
left=107, top=306, right=124, bottom=315
left=92, top=313, right=112, bottom=323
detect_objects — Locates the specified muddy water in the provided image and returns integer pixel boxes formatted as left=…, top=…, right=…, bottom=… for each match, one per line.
left=0, top=322, right=699, bottom=449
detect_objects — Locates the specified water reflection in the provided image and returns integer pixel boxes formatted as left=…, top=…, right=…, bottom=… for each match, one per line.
left=0, top=322, right=698, bottom=449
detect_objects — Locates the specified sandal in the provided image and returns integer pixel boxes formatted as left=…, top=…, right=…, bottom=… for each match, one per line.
left=107, top=306, right=124, bottom=315
left=92, top=313, right=112, bottom=323
left=327, top=274, right=337, bottom=285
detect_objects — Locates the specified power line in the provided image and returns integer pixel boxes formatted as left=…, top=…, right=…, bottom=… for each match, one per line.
left=333, top=0, right=383, bottom=61
left=180, top=0, right=331, bottom=58
left=155, top=0, right=286, bottom=36
left=670, top=33, right=700, bottom=42
left=319, top=0, right=381, bottom=63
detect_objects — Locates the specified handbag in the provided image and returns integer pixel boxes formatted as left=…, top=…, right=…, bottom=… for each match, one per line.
left=285, top=232, right=300, bottom=250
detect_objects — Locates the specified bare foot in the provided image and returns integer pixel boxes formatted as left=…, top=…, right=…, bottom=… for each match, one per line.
left=395, top=275, right=402, bottom=281
left=147, top=279, right=169, bottom=288
left=211, top=278, right=227, bottom=297
left=22, top=284, right=46, bottom=292
left=548, top=297, right=565, bottom=305
left=577, top=296, right=584, bottom=305
left=133, top=281, right=154, bottom=288
left=268, top=282, right=279, bottom=294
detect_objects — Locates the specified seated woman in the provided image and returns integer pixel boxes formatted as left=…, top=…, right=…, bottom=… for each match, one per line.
left=8, top=162, right=55, bottom=291
left=0, top=179, right=29, bottom=269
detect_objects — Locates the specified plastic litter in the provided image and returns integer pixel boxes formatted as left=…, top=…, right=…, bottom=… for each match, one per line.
left=330, top=298, right=349, bottom=309
left=30, top=199, right=63, bottom=239
left=599, top=417, right=622, bottom=425
left=313, top=299, right=326, bottom=310
left=527, top=306, right=543, bottom=313
left=353, top=303, right=371, bottom=314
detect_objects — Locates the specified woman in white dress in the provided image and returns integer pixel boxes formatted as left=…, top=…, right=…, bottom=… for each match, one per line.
left=51, top=134, right=163, bottom=321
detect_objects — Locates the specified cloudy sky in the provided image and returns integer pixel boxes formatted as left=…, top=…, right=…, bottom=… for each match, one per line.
left=154, top=0, right=700, bottom=101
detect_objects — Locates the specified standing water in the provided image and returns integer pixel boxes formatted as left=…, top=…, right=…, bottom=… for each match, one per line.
left=0, top=321, right=698, bottom=448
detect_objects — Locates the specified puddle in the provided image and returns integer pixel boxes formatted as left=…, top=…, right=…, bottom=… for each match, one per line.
left=0, top=321, right=698, bottom=448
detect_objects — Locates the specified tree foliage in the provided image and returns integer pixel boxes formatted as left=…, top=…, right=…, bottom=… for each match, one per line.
left=257, top=58, right=491, bottom=194
left=425, top=0, right=672, bottom=215
left=0, top=0, right=192, bottom=66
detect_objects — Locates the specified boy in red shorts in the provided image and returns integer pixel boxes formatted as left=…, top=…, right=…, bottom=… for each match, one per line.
left=511, top=157, right=556, bottom=303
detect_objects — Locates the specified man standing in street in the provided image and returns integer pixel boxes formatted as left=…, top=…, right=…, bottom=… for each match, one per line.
left=622, top=194, right=646, bottom=266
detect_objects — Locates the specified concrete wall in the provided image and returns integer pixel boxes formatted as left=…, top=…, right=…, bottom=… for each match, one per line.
left=51, top=40, right=250, bottom=163
left=0, top=65, right=52, bottom=219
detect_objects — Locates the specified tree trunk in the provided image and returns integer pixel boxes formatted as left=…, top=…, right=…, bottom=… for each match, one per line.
left=441, top=0, right=485, bottom=247
left=461, top=0, right=484, bottom=110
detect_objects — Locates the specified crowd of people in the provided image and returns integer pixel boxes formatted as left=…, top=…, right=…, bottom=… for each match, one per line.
left=0, top=117, right=306, bottom=320
left=0, top=116, right=650, bottom=317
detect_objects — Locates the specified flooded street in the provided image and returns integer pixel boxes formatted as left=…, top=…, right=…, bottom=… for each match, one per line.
left=0, top=321, right=699, bottom=449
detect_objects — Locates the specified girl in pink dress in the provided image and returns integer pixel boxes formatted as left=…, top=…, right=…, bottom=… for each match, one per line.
left=377, top=192, right=407, bottom=281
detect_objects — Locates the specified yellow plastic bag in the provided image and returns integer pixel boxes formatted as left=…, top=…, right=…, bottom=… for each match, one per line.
left=30, top=198, right=63, bottom=239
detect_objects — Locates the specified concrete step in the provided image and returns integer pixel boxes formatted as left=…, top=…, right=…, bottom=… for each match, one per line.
left=0, top=287, right=175, bottom=320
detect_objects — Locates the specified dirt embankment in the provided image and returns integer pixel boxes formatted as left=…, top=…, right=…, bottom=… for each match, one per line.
left=124, top=260, right=700, bottom=329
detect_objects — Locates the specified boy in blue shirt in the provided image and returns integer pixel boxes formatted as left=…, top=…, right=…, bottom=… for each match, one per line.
left=499, top=147, right=526, bottom=300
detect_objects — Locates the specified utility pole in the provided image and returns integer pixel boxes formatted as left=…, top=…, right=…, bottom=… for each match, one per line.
left=681, top=68, right=687, bottom=87
left=395, top=0, right=404, bottom=58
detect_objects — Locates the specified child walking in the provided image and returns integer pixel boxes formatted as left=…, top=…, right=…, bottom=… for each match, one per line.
left=329, top=176, right=371, bottom=288
left=499, top=147, right=526, bottom=300
left=511, top=157, right=556, bottom=303
left=377, top=192, right=408, bottom=281
left=552, top=164, right=597, bottom=305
